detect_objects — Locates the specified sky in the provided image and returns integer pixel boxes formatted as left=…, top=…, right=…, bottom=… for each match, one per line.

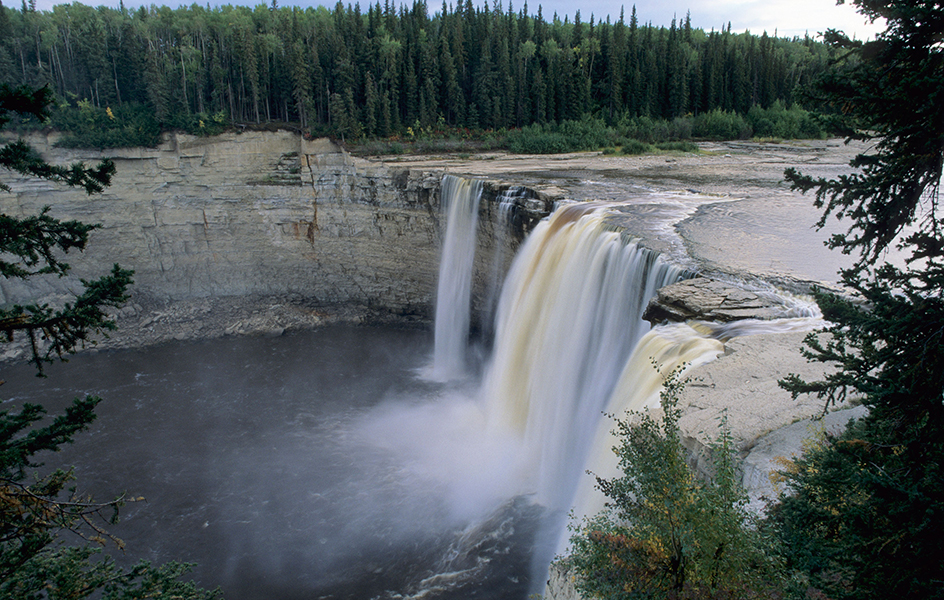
left=29, top=0, right=886, bottom=41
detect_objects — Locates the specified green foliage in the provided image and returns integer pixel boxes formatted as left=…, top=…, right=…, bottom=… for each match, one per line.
left=619, top=139, right=653, bottom=155
left=49, top=101, right=229, bottom=149
left=774, top=1, right=944, bottom=598
left=506, top=123, right=573, bottom=153
left=569, top=366, right=782, bottom=599
left=167, top=111, right=230, bottom=138
left=506, top=117, right=616, bottom=154
left=1, top=84, right=218, bottom=600
left=51, top=100, right=161, bottom=149
left=769, top=418, right=944, bottom=600
left=616, top=115, right=693, bottom=144
left=3, top=546, right=218, bottom=600
left=746, top=102, right=824, bottom=140
left=0, top=2, right=834, bottom=140
left=692, top=109, right=752, bottom=140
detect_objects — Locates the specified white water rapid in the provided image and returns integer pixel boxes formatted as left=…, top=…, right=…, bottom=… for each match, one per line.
left=571, top=322, right=726, bottom=525
left=430, top=174, right=483, bottom=380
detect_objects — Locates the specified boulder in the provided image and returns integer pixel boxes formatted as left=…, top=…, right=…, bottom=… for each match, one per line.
left=643, top=277, right=786, bottom=323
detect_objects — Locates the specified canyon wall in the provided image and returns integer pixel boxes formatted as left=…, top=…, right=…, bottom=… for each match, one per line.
left=0, top=131, right=550, bottom=324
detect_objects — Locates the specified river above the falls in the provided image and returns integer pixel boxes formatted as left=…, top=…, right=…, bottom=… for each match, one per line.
left=1, top=326, right=540, bottom=600
left=386, top=139, right=869, bottom=287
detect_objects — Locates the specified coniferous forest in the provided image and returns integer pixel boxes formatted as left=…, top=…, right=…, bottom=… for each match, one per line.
left=0, top=0, right=835, bottom=147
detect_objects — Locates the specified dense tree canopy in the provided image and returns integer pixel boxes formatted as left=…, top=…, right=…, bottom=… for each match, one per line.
left=0, top=1, right=833, bottom=139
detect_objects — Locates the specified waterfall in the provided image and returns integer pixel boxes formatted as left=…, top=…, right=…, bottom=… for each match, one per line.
left=481, top=202, right=688, bottom=511
left=430, top=175, right=483, bottom=381
left=483, top=186, right=528, bottom=339
left=570, top=322, right=725, bottom=528
left=384, top=189, right=735, bottom=596
left=385, top=182, right=819, bottom=596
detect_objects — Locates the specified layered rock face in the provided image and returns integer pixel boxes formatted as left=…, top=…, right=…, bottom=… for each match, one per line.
left=0, top=131, right=550, bottom=328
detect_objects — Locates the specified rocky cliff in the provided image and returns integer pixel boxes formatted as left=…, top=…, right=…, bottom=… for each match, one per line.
left=0, top=131, right=551, bottom=350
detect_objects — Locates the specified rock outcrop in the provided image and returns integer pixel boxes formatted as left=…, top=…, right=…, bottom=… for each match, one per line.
left=643, top=276, right=789, bottom=323
left=0, top=131, right=552, bottom=346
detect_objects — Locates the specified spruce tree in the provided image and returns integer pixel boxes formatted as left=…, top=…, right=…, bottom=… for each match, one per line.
left=1, top=83, right=218, bottom=600
left=776, top=0, right=944, bottom=597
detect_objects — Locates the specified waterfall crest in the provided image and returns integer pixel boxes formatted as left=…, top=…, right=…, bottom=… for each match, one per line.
left=431, top=175, right=483, bottom=381
left=481, top=203, right=687, bottom=510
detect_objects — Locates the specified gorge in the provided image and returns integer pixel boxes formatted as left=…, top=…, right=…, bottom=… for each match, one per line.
left=0, top=131, right=862, bottom=599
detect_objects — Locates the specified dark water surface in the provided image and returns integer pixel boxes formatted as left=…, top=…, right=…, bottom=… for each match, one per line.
left=1, top=326, right=538, bottom=599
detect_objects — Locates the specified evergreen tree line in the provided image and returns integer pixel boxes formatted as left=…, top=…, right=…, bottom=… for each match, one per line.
left=0, top=0, right=833, bottom=143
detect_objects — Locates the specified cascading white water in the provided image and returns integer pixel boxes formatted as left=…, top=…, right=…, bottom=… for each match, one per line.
left=570, top=315, right=824, bottom=527
left=363, top=182, right=819, bottom=596
left=570, top=322, right=726, bottom=528
left=430, top=175, right=483, bottom=380
left=342, top=175, right=836, bottom=599
left=481, top=202, right=688, bottom=511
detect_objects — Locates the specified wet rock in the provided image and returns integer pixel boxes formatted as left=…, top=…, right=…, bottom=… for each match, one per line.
left=643, top=277, right=785, bottom=323
left=545, top=560, right=580, bottom=600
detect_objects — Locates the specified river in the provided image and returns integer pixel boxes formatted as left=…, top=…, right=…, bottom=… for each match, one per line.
left=2, top=326, right=539, bottom=599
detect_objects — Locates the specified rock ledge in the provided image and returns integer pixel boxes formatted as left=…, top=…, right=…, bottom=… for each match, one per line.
left=643, top=277, right=785, bottom=323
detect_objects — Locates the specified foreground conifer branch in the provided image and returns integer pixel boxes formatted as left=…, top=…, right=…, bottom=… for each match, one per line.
left=1, top=83, right=220, bottom=600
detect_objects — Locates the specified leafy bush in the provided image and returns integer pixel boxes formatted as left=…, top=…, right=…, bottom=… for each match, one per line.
left=48, top=99, right=230, bottom=149
left=620, top=139, right=653, bottom=155
left=692, top=109, right=752, bottom=140
left=617, top=114, right=693, bottom=143
left=506, top=117, right=616, bottom=153
left=164, top=109, right=230, bottom=137
left=506, top=123, right=572, bottom=153
left=747, top=102, right=825, bottom=140
left=569, top=366, right=783, bottom=599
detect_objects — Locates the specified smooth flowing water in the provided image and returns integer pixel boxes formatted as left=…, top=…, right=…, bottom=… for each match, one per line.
left=430, top=175, right=483, bottom=381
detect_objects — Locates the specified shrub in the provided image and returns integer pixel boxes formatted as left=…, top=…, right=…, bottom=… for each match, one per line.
left=620, top=139, right=653, bottom=155
left=692, top=109, right=752, bottom=140
left=747, top=102, right=826, bottom=140
left=506, top=123, right=572, bottom=153
left=506, top=117, right=616, bottom=154
left=569, top=366, right=783, bottom=599
left=616, top=114, right=694, bottom=143
left=165, top=109, right=229, bottom=137
left=51, top=101, right=161, bottom=149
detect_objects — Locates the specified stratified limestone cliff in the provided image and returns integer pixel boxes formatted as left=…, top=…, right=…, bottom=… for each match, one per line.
left=0, top=131, right=550, bottom=327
